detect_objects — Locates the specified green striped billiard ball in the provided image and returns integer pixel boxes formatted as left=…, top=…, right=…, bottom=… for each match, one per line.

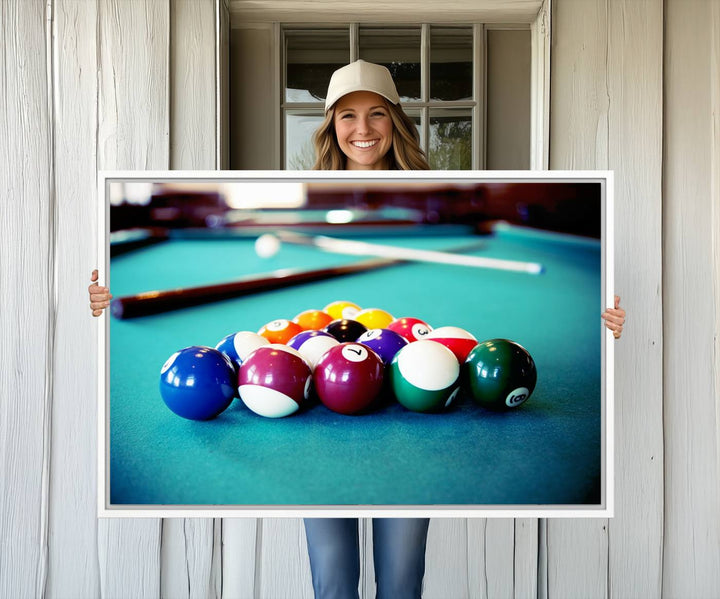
left=389, top=340, right=460, bottom=413
left=462, top=339, right=537, bottom=410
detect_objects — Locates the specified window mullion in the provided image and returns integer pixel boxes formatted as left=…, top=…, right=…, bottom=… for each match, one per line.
left=350, top=23, right=359, bottom=61
left=421, top=24, right=430, bottom=153
left=474, top=23, right=485, bottom=170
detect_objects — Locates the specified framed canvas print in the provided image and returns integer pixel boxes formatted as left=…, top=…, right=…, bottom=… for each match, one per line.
left=97, top=171, right=614, bottom=518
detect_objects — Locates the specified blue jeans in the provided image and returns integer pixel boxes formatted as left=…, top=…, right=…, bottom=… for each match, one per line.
left=303, top=518, right=430, bottom=599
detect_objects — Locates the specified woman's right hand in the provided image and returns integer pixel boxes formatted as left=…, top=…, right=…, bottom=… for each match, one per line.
left=89, top=269, right=112, bottom=317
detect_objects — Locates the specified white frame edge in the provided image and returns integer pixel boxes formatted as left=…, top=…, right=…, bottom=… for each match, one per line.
left=97, top=169, right=614, bottom=519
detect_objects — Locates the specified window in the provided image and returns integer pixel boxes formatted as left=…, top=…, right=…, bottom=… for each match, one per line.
left=228, top=22, right=532, bottom=170
left=282, top=25, right=478, bottom=170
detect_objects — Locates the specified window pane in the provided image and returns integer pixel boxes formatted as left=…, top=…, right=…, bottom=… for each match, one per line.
left=429, top=109, right=472, bottom=170
left=359, top=27, right=421, bottom=102
left=486, top=29, right=530, bottom=169
left=430, top=27, right=473, bottom=101
left=402, top=109, right=423, bottom=148
left=285, top=112, right=324, bottom=169
left=286, top=30, right=349, bottom=103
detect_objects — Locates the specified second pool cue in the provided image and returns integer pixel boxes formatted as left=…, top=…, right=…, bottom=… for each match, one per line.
left=110, top=257, right=398, bottom=319
left=274, top=231, right=545, bottom=275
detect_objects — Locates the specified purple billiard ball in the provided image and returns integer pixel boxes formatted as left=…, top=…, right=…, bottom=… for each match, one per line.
left=159, top=346, right=237, bottom=420
left=313, top=343, right=384, bottom=415
left=356, top=328, right=409, bottom=365
left=238, top=345, right=312, bottom=418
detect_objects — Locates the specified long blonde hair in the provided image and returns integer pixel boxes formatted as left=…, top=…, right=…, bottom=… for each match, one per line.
left=312, top=100, right=430, bottom=171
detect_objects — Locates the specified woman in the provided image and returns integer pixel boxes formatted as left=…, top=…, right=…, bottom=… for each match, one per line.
left=88, top=60, right=626, bottom=599
left=312, top=60, right=428, bottom=171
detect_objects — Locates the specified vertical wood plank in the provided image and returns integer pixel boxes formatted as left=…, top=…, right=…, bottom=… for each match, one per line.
left=222, top=519, right=258, bottom=598
left=163, top=1, right=220, bottom=598
left=547, top=0, right=609, bottom=594
left=47, top=0, right=101, bottom=596
left=170, top=0, right=216, bottom=170
left=530, top=0, right=550, bottom=170
left=0, top=1, right=52, bottom=598
left=663, top=1, right=720, bottom=595
left=547, top=521, right=608, bottom=599
left=161, top=520, right=218, bottom=599
left=258, top=519, right=314, bottom=598
left=606, top=1, right=664, bottom=597
left=513, top=519, right=538, bottom=599
left=423, top=519, right=470, bottom=599
left=97, top=0, right=169, bottom=171
left=218, top=0, right=230, bottom=169
left=550, top=0, right=609, bottom=171
left=97, top=1, right=169, bottom=595
left=712, top=1, right=720, bottom=536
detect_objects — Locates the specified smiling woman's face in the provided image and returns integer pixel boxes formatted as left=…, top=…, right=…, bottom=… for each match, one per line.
left=332, top=91, right=394, bottom=170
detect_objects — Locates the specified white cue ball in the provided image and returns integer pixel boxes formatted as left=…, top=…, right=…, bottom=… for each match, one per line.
left=255, top=234, right=281, bottom=258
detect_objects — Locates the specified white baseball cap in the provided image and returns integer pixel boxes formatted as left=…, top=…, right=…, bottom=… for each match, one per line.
left=324, top=60, right=400, bottom=112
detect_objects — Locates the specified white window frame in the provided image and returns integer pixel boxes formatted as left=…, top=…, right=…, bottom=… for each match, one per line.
left=281, top=23, right=487, bottom=170
left=228, top=1, right=551, bottom=171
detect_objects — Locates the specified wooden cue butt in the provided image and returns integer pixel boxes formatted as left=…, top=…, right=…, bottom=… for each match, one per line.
left=110, top=257, right=397, bottom=319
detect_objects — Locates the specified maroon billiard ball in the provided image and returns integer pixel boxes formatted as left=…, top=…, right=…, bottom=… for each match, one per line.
left=313, top=343, right=384, bottom=414
left=238, top=345, right=312, bottom=418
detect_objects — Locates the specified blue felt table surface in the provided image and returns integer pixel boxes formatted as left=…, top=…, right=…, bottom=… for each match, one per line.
left=108, top=225, right=602, bottom=506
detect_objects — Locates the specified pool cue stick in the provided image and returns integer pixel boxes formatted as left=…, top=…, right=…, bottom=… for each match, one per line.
left=109, top=238, right=494, bottom=319
left=110, top=257, right=400, bottom=319
left=274, top=231, right=545, bottom=275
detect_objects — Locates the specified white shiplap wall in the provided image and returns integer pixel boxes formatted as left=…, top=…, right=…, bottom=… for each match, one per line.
left=549, top=0, right=663, bottom=597
left=165, top=2, right=223, bottom=598
left=0, top=1, right=52, bottom=597
left=48, top=0, right=100, bottom=596
left=97, top=0, right=168, bottom=596
left=663, top=1, right=720, bottom=596
left=2, top=0, right=719, bottom=598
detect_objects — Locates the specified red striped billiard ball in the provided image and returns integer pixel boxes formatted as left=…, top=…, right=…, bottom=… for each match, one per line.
left=425, top=326, right=479, bottom=363
left=313, top=343, right=384, bottom=414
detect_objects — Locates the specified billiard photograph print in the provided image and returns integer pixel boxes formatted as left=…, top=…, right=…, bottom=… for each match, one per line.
left=98, top=171, right=614, bottom=517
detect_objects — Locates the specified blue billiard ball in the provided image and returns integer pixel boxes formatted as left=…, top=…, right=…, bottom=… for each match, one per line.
left=159, top=346, right=236, bottom=420
left=215, top=330, right=270, bottom=371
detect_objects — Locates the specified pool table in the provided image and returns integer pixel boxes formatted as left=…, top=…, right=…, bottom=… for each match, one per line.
left=107, top=222, right=606, bottom=509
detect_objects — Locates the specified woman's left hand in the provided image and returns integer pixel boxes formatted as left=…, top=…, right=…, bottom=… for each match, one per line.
left=602, top=295, right=625, bottom=339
